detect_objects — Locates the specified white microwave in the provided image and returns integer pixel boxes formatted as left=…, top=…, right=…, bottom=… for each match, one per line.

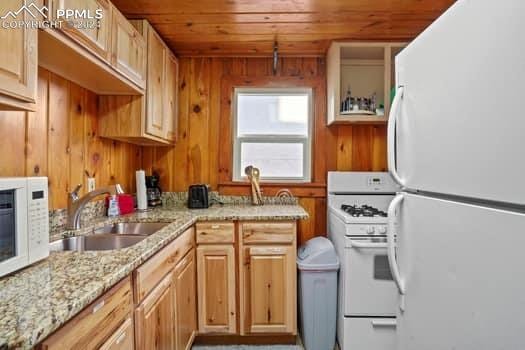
left=0, top=177, right=49, bottom=277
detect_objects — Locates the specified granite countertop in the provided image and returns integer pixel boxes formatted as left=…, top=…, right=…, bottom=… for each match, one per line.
left=0, top=204, right=308, bottom=349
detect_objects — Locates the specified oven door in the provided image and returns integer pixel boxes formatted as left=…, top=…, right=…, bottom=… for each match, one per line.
left=344, top=236, right=397, bottom=316
left=0, top=180, right=28, bottom=277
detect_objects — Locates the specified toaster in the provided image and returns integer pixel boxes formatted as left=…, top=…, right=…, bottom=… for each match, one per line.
left=188, top=184, right=210, bottom=208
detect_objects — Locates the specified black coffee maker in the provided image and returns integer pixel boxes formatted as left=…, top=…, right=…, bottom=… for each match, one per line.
left=145, top=174, right=162, bottom=207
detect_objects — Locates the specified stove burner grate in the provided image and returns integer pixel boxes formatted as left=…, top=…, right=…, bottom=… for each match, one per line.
left=341, top=204, right=387, bottom=217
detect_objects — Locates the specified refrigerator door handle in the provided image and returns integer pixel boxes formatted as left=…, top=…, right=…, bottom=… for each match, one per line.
left=387, top=193, right=405, bottom=295
left=387, top=85, right=405, bottom=187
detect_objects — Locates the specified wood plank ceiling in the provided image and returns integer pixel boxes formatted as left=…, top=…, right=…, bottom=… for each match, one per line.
left=112, top=0, right=455, bottom=57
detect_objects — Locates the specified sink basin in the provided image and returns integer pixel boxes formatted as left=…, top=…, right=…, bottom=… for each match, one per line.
left=93, top=222, right=169, bottom=235
left=50, top=222, right=170, bottom=252
left=50, top=234, right=147, bottom=252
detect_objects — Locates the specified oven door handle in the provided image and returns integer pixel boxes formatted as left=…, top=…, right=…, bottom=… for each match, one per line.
left=348, top=239, right=387, bottom=249
left=387, top=193, right=405, bottom=295
left=371, top=319, right=397, bottom=328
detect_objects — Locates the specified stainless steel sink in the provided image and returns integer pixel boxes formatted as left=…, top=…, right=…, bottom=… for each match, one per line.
left=50, top=234, right=147, bottom=252
left=50, top=222, right=169, bottom=252
left=93, top=222, right=169, bottom=235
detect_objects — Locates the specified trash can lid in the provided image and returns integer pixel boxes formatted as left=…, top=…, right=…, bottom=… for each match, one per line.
left=297, top=236, right=340, bottom=271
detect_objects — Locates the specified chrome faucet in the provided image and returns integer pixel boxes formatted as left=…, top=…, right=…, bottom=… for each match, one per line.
left=66, top=184, right=124, bottom=230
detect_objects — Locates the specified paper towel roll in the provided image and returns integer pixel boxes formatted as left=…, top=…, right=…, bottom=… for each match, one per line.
left=136, top=170, right=148, bottom=210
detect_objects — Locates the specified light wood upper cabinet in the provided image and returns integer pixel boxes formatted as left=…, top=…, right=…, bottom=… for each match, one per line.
left=99, top=19, right=179, bottom=146
left=164, top=51, right=178, bottom=142
left=51, top=0, right=112, bottom=62
left=0, top=0, right=37, bottom=110
left=196, top=245, right=237, bottom=334
left=135, top=273, right=175, bottom=350
left=145, top=26, right=166, bottom=139
left=110, top=5, right=146, bottom=88
left=173, top=249, right=197, bottom=350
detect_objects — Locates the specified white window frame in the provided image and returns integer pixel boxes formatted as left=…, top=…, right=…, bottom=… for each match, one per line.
left=232, top=87, right=313, bottom=183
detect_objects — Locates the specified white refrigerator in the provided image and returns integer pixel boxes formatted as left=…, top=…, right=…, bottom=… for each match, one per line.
left=387, top=0, right=525, bottom=349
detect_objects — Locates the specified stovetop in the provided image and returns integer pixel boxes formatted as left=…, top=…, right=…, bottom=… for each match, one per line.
left=341, top=204, right=387, bottom=218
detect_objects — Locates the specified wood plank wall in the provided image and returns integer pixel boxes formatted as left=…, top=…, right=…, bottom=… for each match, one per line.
left=0, top=68, right=142, bottom=210
left=143, top=57, right=388, bottom=245
left=0, top=60, right=386, bottom=244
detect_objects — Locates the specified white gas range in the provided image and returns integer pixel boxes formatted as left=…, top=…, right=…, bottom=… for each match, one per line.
left=327, top=172, right=399, bottom=350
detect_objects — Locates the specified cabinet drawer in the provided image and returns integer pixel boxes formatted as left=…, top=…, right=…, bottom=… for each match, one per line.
left=40, top=277, right=132, bottom=349
left=133, top=227, right=194, bottom=303
left=196, top=222, right=235, bottom=243
left=99, top=317, right=134, bottom=350
left=241, top=222, right=296, bottom=244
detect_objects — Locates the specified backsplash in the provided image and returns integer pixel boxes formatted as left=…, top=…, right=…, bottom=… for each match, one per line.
left=162, top=191, right=299, bottom=207
left=49, top=192, right=299, bottom=234
left=49, top=200, right=107, bottom=232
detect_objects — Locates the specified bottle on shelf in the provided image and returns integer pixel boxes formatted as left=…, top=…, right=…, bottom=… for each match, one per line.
left=370, top=92, right=377, bottom=113
left=341, top=86, right=351, bottom=112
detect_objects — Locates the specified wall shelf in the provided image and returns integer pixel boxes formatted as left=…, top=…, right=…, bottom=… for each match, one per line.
left=326, top=42, right=406, bottom=125
left=330, top=115, right=388, bottom=125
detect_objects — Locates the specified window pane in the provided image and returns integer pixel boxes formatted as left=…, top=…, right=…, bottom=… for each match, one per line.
left=237, top=94, right=309, bottom=136
left=240, top=143, right=304, bottom=179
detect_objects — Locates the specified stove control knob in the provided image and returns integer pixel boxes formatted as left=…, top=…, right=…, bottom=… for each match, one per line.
left=366, top=226, right=375, bottom=234
left=378, top=226, right=387, bottom=234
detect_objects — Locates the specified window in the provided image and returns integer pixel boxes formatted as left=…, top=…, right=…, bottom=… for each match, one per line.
left=233, top=88, right=312, bottom=182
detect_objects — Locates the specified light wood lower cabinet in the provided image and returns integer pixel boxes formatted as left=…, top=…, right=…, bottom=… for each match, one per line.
left=173, top=249, right=198, bottom=350
left=240, top=245, right=297, bottom=334
left=99, top=317, right=134, bottom=350
left=0, top=0, right=38, bottom=110
left=38, top=221, right=296, bottom=348
left=135, top=273, right=175, bottom=350
left=196, top=221, right=298, bottom=338
left=134, top=227, right=196, bottom=350
left=196, top=245, right=237, bottom=334
left=39, top=277, right=133, bottom=350
left=239, top=221, right=297, bottom=335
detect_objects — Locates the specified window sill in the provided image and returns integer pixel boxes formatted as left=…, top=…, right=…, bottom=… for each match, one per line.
left=218, top=181, right=326, bottom=198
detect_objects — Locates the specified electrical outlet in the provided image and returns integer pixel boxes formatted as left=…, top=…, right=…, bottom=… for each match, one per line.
left=87, top=177, right=96, bottom=192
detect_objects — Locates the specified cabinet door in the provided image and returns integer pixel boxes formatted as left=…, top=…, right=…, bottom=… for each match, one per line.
left=52, top=0, right=112, bottom=62
left=240, top=245, right=296, bottom=334
left=163, top=51, right=178, bottom=142
left=145, top=27, right=166, bottom=139
left=196, top=245, right=236, bottom=334
left=174, top=249, right=197, bottom=350
left=111, top=6, right=146, bottom=88
left=135, top=274, right=175, bottom=350
left=0, top=0, right=37, bottom=107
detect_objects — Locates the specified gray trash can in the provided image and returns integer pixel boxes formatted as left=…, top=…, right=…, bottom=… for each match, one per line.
left=297, top=236, right=340, bottom=350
